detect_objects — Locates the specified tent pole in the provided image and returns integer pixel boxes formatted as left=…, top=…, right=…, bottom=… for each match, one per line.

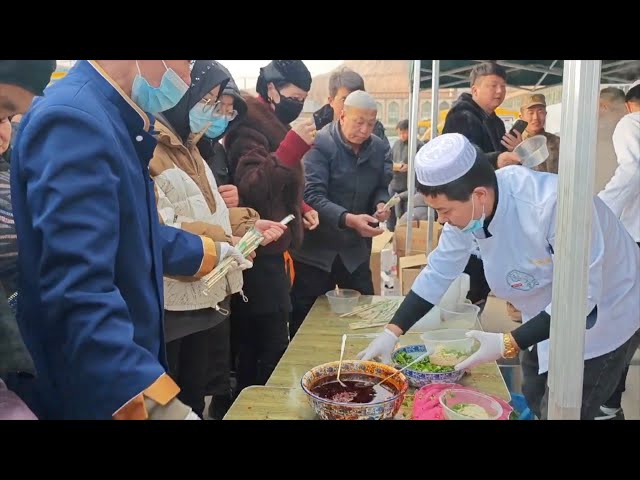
left=547, top=60, right=601, bottom=420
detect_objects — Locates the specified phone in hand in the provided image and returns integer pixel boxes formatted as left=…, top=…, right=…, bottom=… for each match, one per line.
left=508, top=119, right=528, bottom=137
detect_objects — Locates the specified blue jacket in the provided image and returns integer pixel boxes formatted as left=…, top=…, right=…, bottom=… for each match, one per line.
left=10, top=61, right=208, bottom=419
left=292, top=122, right=392, bottom=273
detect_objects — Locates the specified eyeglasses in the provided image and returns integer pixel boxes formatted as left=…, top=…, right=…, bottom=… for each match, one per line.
left=220, top=109, right=239, bottom=121
left=199, top=98, right=240, bottom=121
left=199, top=97, right=221, bottom=115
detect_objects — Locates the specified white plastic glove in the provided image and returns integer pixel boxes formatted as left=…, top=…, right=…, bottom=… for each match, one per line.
left=454, top=331, right=505, bottom=371
left=184, top=410, right=201, bottom=420
left=219, top=243, right=253, bottom=270
left=356, top=328, right=399, bottom=365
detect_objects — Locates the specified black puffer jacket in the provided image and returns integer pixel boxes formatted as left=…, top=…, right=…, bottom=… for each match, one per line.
left=442, top=93, right=506, bottom=168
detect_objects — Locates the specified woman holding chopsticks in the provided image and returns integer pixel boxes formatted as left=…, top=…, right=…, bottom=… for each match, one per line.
left=224, top=60, right=318, bottom=394
left=149, top=60, right=286, bottom=418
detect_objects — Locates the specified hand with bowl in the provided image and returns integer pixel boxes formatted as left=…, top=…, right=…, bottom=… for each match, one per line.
left=454, top=330, right=520, bottom=371
left=496, top=151, right=522, bottom=169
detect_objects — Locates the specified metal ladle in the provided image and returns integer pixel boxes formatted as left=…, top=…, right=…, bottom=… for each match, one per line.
left=336, top=334, right=347, bottom=388
left=374, top=352, right=429, bottom=388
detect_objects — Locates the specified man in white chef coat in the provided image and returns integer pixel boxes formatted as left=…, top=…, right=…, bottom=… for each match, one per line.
left=357, top=133, right=640, bottom=420
left=595, top=80, right=640, bottom=420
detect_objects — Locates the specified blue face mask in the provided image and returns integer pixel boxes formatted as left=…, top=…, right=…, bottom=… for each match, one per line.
left=460, top=196, right=485, bottom=233
left=131, top=60, right=189, bottom=114
left=205, top=115, right=230, bottom=139
left=189, top=105, right=230, bottom=138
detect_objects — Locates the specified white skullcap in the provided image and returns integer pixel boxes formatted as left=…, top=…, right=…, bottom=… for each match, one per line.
left=630, top=79, right=640, bottom=90
left=344, top=90, right=377, bottom=111
left=415, top=133, right=477, bottom=186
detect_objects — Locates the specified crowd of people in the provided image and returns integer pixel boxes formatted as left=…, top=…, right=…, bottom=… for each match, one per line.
left=0, top=59, right=637, bottom=420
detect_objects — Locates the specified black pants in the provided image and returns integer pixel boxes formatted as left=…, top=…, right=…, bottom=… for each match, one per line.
left=464, top=254, right=491, bottom=307
left=603, top=240, right=640, bottom=409
left=166, top=325, right=214, bottom=419
left=204, top=317, right=234, bottom=419
left=289, top=256, right=374, bottom=339
left=232, top=306, right=290, bottom=394
left=520, top=329, right=640, bottom=419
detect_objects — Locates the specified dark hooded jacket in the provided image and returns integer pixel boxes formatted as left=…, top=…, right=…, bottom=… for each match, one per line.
left=442, top=92, right=507, bottom=168
left=197, top=64, right=247, bottom=186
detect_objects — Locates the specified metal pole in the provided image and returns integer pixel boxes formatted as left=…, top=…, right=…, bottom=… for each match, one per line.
left=547, top=60, right=601, bottom=420
left=405, top=60, right=422, bottom=254
left=426, top=60, right=440, bottom=256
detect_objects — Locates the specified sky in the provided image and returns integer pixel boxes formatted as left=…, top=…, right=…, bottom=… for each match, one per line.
left=219, top=60, right=344, bottom=81
left=57, top=60, right=343, bottom=76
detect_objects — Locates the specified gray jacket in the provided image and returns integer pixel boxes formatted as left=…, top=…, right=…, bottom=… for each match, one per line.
left=291, top=122, right=392, bottom=273
left=390, top=139, right=424, bottom=192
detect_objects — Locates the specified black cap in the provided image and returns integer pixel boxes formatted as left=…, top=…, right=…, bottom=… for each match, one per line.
left=0, top=60, right=57, bottom=96
left=260, top=60, right=311, bottom=91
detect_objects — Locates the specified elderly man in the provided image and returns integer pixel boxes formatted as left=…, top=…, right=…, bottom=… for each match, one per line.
left=10, top=60, right=255, bottom=420
left=313, top=66, right=389, bottom=147
left=519, top=93, right=560, bottom=173
left=289, top=90, right=392, bottom=338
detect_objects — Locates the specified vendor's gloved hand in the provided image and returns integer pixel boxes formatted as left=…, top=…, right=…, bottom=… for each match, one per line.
left=219, top=243, right=253, bottom=270
left=454, top=331, right=504, bottom=371
left=356, top=328, right=399, bottom=364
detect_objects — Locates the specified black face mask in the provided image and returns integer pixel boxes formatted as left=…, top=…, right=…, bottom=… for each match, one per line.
left=273, top=90, right=304, bottom=125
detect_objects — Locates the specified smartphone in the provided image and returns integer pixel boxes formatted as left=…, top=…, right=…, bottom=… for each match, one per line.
left=508, top=119, right=528, bottom=137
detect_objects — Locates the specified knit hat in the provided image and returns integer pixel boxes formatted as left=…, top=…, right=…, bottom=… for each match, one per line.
left=0, top=60, right=57, bottom=96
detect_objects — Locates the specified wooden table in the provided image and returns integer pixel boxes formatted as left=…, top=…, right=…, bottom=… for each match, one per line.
left=224, top=296, right=511, bottom=420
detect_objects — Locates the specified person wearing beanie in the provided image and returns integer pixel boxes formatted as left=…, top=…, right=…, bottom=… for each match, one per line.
left=289, top=90, right=392, bottom=338
left=0, top=60, right=56, bottom=421
left=224, top=60, right=319, bottom=394
left=0, top=60, right=56, bottom=120
left=357, top=133, right=640, bottom=420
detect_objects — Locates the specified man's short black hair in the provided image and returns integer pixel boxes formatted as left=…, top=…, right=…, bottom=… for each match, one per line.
left=328, top=67, right=365, bottom=98
left=625, top=84, right=640, bottom=103
left=417, top=155, right=497, bottom=202
left=470, top=62, right=507, bottom=87
left=397, top=119, right=409, bottom=130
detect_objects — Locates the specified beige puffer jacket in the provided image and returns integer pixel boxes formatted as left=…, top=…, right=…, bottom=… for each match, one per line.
left=150, top=121, right=258, bottom=311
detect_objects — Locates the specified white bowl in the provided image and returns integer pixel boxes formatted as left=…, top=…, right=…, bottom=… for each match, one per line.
left=420, top=329, right=476, bottom=366
left=325, top=289, right=360, bottom=314
left=514, top=135, right=549, bottom=169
